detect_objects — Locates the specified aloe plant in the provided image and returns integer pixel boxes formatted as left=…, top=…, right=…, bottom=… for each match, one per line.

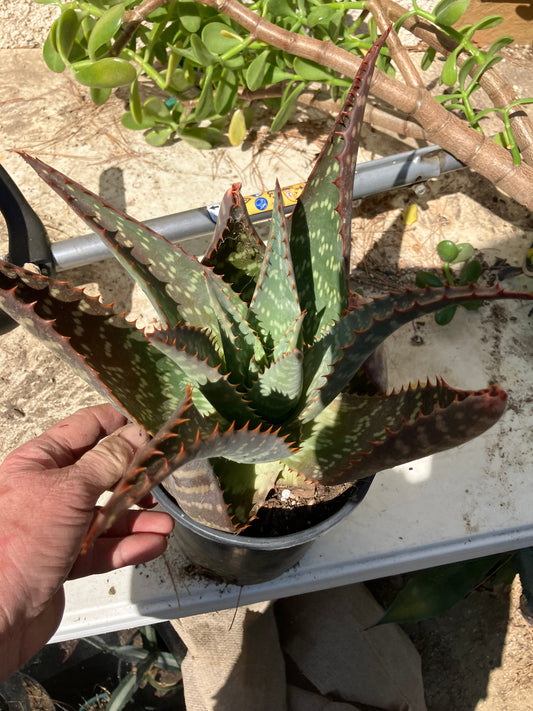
left=0, top=34, right=530, bottom=548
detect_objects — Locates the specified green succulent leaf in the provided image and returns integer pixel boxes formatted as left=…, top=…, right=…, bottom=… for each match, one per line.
left=178, top=126, right=225, bottom=149
left=178, top=1, right=203, bottom=33
left=211, top=458, right=283, bottom=526
left=441, top=51, right=459, bottom=87
left=421, top=46, right=437, bottom=71
left=248, top=348, right=304, bottom=423
left=289, top=31, right=388, bottom=343
left=43, top=30, right=66, bottom=73
left=459, top=259, right=482, bottom=284
left=288, top=381, right=507, bottom=484
left=19, top=152, right=247, bottom=354
left=73, top=57, right=137, bottom=88
left=434, top=304, right=457, bottom=324
left=87, top=2, right=125, bottom=59
left=90, top=86, right=112, bottom=105
left=437, top=239, right=459, bottom=262
left=149, top=326, right=262, bottom=427
left=202, top=184, right=265, bottom=300
left=270, top=81, right=306, bottom=133
left=245, top=49, right=270, bottom=91
left=434, top=0, right=471, bottom=26
left=293, top=57, right=337, bottom=83
left=301, top=285, right=532, bottom=422
left=201, top=21, right=242, bottom=54
left=415, top=271, right=444, bottom=288
left=190, top=34, right=216, bottom=66
left=56, top=8, right=80, bottom=65
left=248, top=181, right=301, bottom=354
left=375, top=553, right=508, bottom=625
left=452, top=242, right=475, bottom=263
left=86, top=388, right=294, bottom=540
left=0, top=263, right=187, bottom=432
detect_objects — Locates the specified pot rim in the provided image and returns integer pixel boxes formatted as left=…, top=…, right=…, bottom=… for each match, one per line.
left=153, top=476, right=373, bottom=552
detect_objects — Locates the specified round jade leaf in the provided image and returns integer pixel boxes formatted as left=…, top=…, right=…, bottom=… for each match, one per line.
left=437, top=240, right=459, bottom=263
left=73, top=57, right=136, bottom=88
left=88, top=3, right=125, bottom=59
left=201, top=22, right=242, bottom=55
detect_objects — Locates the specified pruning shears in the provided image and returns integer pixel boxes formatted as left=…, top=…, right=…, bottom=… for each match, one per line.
left=0, top=164, right=55, bottom=334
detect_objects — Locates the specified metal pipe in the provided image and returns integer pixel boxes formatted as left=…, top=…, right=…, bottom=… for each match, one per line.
left=51, top=144, right=465, bottom=272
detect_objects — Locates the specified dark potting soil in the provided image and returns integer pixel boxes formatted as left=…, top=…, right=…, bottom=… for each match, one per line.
left=238, top=483, right=361, bottom=538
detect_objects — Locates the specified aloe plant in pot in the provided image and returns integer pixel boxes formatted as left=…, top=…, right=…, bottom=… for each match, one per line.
left=0, top=33, right=531, bottom=585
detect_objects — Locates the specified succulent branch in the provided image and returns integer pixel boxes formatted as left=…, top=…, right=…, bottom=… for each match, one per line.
left=380, top=0, right=533, bottom=164
left=196, top=0, right=533, bottom=207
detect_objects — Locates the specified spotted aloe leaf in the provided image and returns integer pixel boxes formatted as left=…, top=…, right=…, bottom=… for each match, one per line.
left=18, top=153, right=248, bottom=345
left=248, top=348, right=303, bottom=423
left=248, top=181, right=301, bottom=358
left=149, top=326, right=261, bottom=427
left=85, top=388, right=295, bottom=546
left=286, top=380, right=507, bottom=484
left=300, top=284, right=530, bottom=422
left=1, top=31, right=530, bottom=548
left=0, top=263, right=186, bottom=431
left=202, top=183, right=265, bottom=304
left=289, top=31, right=389, bottom=343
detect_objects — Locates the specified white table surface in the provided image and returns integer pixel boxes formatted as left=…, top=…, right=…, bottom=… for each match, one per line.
left=53, top=294, right=533, bottom=643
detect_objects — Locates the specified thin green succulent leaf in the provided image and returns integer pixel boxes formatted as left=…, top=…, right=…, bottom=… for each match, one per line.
left=19, top=152, right=237, bottom=344
left=149, top=327, right=262, bottom=428
left=248, top=349, right=304, bottom=423
left=206, top=275, right=267, bottom=380
left=248, top=181, right=301, bottom=353
left=301, top=284, right=532, bottom=422
left=213, top=458, right=284, bottom=525
left=272, top=309, right=305, bottom=363
left=85, top=389, right=294, bottom=541
left=202, top=183, right=265, bottom=304
left=289, top=31, right=388, bottom=343
left=0, top=263, right=188, bottom=432
left=375, top=554, right=507, bottom=626
left=87, top=3, right=125, bottom=59
left=270, top=81, right=306, bottom=134
left=434, top=0, right=471, bottom=26
left=287, top=381, right=507, bottom=485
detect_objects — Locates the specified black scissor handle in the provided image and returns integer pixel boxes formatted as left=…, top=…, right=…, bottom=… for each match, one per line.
left=0, top=162, right=55, bottom=334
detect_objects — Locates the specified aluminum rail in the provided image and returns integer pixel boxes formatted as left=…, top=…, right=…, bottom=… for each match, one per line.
left=51, top=144, right=464, bottom=272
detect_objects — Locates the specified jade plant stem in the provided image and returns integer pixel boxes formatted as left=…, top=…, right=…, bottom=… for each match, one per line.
left=192, top=0, right=533, bottom=209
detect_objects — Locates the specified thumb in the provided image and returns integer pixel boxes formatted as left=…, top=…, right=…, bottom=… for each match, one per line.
left=70, top=423, right=149, bottom=501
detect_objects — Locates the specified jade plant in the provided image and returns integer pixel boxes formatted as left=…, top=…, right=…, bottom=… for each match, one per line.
left=35, top=0, right=533, bottom=208
left=0, top=35, right=531, bottom=547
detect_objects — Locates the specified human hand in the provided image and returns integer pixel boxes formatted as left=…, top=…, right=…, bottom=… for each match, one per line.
left=0, top=404, right=174, bottom=681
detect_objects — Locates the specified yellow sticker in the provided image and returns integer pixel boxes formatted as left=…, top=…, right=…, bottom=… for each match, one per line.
left=244, top=183, right=306, bottom=216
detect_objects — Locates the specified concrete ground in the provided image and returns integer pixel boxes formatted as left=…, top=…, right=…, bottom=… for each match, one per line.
left=1, top=2, right=532, bottom=710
